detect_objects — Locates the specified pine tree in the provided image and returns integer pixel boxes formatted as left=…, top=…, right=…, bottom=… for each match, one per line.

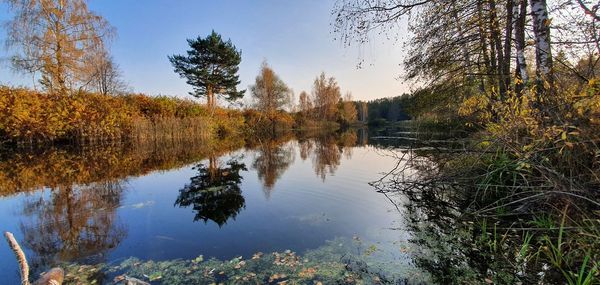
left=169, top=31, right=245, bottom=110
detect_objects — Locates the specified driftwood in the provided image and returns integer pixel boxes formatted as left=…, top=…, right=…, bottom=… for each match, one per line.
left=4, top=232, right=64, bottom=285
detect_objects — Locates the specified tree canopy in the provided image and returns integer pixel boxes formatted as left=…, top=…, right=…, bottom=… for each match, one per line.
left=169, top=31, right=245, bottom=110
left=250, top=61, right=292, bottom=116
left=5, top=0, right=115, bottom=94
left=312, top=72, right=341, bottom=121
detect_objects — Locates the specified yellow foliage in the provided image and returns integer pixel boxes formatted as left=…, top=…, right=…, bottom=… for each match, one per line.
left=0, top=86, right=243, bottom=143
left=459, top=78, right=600, bottom=185
left=0, top=138, right=246, bottom=196
left=458, top=93, right=492, bottom=123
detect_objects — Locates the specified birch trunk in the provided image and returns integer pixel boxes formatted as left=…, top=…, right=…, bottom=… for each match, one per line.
left=530, top=0, right=553, bottom=95
left=514, top=0, right=529, bottom=94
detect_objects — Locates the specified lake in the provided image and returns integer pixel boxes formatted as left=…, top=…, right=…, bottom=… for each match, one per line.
left=0, top=128, right=465, bottom=284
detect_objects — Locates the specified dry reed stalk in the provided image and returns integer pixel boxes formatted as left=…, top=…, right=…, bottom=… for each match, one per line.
left=4, top=232, right=30, bottom=285
left=4, top=231, right=64, bottom=285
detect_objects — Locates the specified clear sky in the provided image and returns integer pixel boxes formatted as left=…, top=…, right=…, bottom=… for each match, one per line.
left=0, top=0, right=411, bottom=103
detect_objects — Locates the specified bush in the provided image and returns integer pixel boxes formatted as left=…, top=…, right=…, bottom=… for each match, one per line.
left=0, top=86, right=243, bottom=144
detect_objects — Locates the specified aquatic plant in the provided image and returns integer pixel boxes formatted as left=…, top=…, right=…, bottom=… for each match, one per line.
left=57, top=237, right=428, bottom=285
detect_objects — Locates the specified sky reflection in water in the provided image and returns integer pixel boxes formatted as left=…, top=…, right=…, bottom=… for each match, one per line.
left=0, top=130, right=414, bottom=283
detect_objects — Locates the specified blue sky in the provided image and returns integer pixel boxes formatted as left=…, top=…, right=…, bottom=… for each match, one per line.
left=0, top=1, right=410, bottom=102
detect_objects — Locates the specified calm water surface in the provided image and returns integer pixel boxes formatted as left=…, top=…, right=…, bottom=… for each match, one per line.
left=0, top=130, right=431, bottom=283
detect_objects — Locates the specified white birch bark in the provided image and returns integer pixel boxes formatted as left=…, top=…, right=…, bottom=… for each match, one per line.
left=530, top=0, right=553, bottom=85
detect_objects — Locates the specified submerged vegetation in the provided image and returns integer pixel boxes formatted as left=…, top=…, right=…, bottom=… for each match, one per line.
left=58, top=237, right=427, bottom=285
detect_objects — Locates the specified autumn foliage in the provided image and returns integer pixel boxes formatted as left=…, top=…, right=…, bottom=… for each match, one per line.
left=0, top=86, right=245, bottom=144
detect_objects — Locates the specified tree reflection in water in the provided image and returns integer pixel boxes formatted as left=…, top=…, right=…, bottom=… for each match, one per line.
left=252, top=139, right=294, bottom=198
left=372, top=147, right=543, bottom=284
left=311, top=130, right=357, bottom=181
left=20, top=180, right=126, bottom=272
left=175, top=156, right=247, bottom=227
left=298, top=139, right=313, bottom=161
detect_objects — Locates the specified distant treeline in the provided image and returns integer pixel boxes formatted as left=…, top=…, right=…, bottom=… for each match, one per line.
left=358, top=86, right=470, bottom=126
left=359, top=94, right=411, bottom=125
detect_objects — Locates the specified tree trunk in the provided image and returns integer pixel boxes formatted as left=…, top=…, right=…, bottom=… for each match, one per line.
left=477, top=0, right=492, bottom=92
left=489, top=0, right=507, bottom=99
left=530, top=0, right=554, bottom=96
left=207, top=86, right=215, bottom=111
left=503, top=0, right=515, bottom=94
left=208, top=156, right=217, bottom=182
left=451, top=2, right=472, bottom=84
left=53, top=1, right=67, bottom=95
left=514, top=0, right=529, bottom=95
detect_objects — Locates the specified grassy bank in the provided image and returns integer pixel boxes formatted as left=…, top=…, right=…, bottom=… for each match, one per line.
left=380, top=80, right=600, bottom=283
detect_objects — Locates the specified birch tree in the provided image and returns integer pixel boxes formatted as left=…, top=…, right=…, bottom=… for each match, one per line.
left=87, top=50, right=129, bottom=95
left=312, top=72, right=341, bottom=121
left=298, top=91, right=313, bottom=117
left=357, top=101, right=368, bottom=122
left=5, top=0, right=115, bottom=94
left=334, top=0, right=521, bottom=99
left=339, top=92, right=358, bottom=125
left=250, top=61, right=292, bottom=117
left=249, top=61, right=292, bottom=133
left=530, top=0, right=554, bottom=94
left=514, top=0, right=529, bottom=94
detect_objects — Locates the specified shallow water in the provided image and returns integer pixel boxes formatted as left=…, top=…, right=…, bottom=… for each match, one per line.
left=0, top=129, right=441, bottom=284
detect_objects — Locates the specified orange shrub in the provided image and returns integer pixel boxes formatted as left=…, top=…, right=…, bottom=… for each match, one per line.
left=0, top=86, right=241, bottom=144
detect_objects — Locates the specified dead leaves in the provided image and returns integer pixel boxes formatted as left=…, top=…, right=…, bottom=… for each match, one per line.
left=298, top=267, right=317, bottom=278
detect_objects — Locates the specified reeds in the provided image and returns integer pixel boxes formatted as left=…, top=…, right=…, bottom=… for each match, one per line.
left=0, top=86, right=246, bottom=145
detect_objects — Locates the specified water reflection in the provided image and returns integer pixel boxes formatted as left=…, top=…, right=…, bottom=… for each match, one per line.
left=311, top=130, right=360, bottom=181
left=0, top=140, right=245, bottom=197
left=313, top=136, right=342, bottom=181
left=1, top=129, right=381, bottom=280
left=252, top=138, right=295, bottom=198
left=298, top=139, right=313, bottom=161
left=371, top=140, right=532, bottom=284
left=401, top=184, right=478, bottom=284
left=174, top=156, right=247, bottom=226
left=20, top=181, right=126, bottom=270
left=0, top=140, right=246, bottom=274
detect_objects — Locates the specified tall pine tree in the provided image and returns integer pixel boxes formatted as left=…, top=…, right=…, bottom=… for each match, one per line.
left=169, top=31, right=245, bottom=110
